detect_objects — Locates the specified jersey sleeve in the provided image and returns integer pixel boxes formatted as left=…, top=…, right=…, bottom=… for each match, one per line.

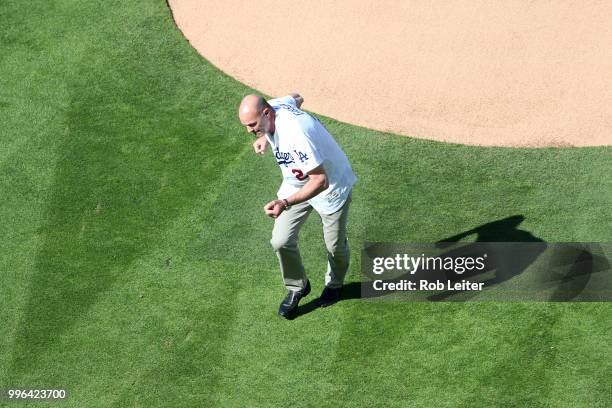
left=267, top=95, right=297, bottom=107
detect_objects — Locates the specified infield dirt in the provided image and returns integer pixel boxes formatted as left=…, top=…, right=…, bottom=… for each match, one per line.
left=169, top=0, right=612, bottom=147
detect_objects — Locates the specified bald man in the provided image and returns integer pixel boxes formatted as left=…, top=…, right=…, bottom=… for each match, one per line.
left=238, top=93, right=356, bottom=319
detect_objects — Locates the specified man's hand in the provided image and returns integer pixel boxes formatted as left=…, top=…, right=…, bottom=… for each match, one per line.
left=253, top=135, right=268, bottom=155
left=290, top=93, right=304, bottom=108
left=264, top=199, right=286, bottom=218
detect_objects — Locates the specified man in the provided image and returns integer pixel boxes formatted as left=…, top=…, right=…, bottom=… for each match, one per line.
left=238, top=93, right=356, bottom=319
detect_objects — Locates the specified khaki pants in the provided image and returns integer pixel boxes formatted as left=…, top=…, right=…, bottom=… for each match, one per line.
left=270, top=193, right=352, bottom=291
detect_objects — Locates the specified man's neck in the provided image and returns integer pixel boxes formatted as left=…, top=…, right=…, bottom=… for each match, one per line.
left=269, top=112, right=276, bottom=134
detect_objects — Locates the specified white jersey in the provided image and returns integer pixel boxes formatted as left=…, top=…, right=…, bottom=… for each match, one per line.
left=265, top=96, right=356, bottom=214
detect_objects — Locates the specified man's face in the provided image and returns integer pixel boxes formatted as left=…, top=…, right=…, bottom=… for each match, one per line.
left=241, top=107, right=273, bottom=137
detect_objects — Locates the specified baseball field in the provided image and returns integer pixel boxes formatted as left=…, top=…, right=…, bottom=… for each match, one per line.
left=1, top=1, right=611, bottom=407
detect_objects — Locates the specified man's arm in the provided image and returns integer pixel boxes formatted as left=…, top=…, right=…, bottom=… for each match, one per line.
left=286, top=164, right=328, bottom=205
left=264, top=164, right=328, bottom=218
left=290, top=93, right=304, bottom=108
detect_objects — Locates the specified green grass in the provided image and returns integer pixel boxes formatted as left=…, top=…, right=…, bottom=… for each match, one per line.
left=1, top=0, right=611, bottom=406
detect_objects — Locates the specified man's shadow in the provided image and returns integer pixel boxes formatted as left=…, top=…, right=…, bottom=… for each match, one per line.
left=425, top=218, right=607, bottom=301
left=439, top=214, right=541, bottom=243
left=333, top=215, right=545, bottom=305
left=372, top=215, right=547, bottom=301
left=292, top=215, right=604, bottom=317
left=293, top=215, right=534, bottom=317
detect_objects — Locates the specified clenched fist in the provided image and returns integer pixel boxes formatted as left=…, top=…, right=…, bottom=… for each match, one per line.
left=253, top=135, right=269, bottom=155
left=264, top=199, right=286, bottom=218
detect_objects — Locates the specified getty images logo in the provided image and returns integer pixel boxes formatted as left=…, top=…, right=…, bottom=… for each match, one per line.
left=372, top=253, right=488, bottom=275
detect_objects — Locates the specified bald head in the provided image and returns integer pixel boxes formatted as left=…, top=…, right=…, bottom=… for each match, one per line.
left=238, top=94, right=275, bottom=136
left=239, top=94, right=266, bottom=118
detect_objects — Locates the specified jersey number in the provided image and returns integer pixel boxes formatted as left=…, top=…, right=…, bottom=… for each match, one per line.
left=292, top=169, right=308, bottom=181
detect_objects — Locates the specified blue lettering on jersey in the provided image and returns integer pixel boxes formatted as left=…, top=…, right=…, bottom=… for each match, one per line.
left=274, top=148, right=310, bottom=167
left=278, top=103, right=304, bottom=116
left=294, top=150, right=309, bottom=163
left=274, top=149, right=295, bottom=167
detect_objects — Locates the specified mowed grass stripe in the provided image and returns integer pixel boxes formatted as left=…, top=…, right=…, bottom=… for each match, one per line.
left=0, top=0, right=88, bottom=385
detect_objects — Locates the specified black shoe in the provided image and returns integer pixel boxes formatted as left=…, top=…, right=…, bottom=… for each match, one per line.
left=278, top=280, right=311, bottom=319
left=319, top=286, right=342, bottom=308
